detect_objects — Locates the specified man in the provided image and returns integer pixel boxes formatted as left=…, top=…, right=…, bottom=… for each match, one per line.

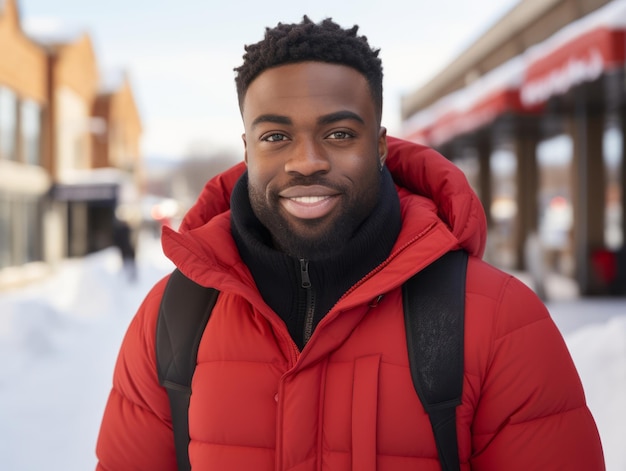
left=96, top=17, right=605, bottom=470
left=112, top=216, right=137, bottom=282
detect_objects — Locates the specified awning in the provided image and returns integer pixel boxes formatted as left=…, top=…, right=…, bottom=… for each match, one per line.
left=50, top=182, right=119, bottom=202
left=49, top=167, right=140, bottom=204
left=402, top=57, right=526, bottom=146
left=430, top=89, right=524, bottom=145
left=402, top=0, right=626, bottom=146
left=521, top=0, right=626, bottom=107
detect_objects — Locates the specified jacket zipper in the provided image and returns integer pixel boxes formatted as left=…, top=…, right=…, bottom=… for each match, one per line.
left=299, top=258, right=316, bottom=345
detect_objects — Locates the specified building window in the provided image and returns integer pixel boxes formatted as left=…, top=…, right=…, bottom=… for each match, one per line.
left=21, top=100, right=42, bottom=166
left=0, top=193, right=10, bottom=269
left=21, top=194, right=43, bottom=264
left=57, top=86, right=90, bottom=172
left=0, top=87, right=18, bottom=161
left=603, top=124, right=623, bottom=250
left=0, top=192, right=43, bottom=269
left=537, top=134, right=575, bottom=276
left=490, top=147, right=518, bottom=269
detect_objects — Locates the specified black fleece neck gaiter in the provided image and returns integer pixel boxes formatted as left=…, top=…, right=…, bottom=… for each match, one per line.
left=230, top=168, right=401, bottom=348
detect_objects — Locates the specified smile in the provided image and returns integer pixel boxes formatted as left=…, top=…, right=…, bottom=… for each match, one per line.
left=279, top=190, right=340, bottom=220
left=289, top=195, right=331, bottom=204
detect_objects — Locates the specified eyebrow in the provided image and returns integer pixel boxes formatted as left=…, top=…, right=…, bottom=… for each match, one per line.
left=317, top=110, right=365, bottom=126
left=250, top=110, right=365, bottom=129
left=251, top=114, right=292, bottom=129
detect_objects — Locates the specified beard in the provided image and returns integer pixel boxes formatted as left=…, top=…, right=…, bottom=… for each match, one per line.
left=248, top=175, right=380, bottom=260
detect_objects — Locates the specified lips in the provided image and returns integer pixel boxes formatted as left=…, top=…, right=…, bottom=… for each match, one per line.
left=279, top=185, right=340, bottom=219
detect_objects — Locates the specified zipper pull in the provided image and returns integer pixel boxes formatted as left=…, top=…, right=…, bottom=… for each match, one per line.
left=299, top=258, right=311, bottom=288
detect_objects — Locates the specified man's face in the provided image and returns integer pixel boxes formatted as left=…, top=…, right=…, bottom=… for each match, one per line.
left=241, top=61, right=387, bottom=259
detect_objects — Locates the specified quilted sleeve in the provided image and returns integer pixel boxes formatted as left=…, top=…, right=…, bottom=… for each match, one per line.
left=469, top=274, right=605, bottom=470
left=95, top=276, right=177, bottom=471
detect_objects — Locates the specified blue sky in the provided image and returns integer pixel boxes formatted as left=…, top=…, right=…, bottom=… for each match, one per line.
left=19, top=0, right=520, bottom=159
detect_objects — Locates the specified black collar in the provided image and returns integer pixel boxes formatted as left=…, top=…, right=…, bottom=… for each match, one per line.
left=230, top=169, right=401, bottom=347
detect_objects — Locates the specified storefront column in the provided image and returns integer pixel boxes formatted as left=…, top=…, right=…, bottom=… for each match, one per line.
left=513, top=117, right=540, bottom=271
left=617, top=107, right=626, bottom=295
left=476, top=134, right=493, bottom=228
left=568, top=96, right=606, bottom=295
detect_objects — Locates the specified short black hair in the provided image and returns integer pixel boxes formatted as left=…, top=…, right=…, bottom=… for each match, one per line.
left=234, top=16, right=383, bottom=121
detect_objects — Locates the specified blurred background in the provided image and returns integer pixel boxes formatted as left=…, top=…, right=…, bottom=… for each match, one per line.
left=1, top=1, right=626, bottom=470
left=1, top=0, right=625, bottom=296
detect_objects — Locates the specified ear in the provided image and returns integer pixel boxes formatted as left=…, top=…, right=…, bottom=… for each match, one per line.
left=378, top=127, right=388, bottom=166
left=242, top=133, right=249, bottom=165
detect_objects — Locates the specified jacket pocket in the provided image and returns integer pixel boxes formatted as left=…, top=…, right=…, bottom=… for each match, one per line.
left=352, top=354, right=381, bottom=471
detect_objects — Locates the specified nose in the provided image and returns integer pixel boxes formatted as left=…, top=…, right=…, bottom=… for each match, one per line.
left=284, top=139, right=330, bottom=176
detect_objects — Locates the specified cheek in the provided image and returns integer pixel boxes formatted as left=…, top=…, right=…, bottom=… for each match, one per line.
left=246, top=164, right=278, bottom=203
left=346, top=159, right=381, bottom=201
left=340, top=154, right=378, bottom=182
left=247, top=152, right=287, bottom=189
left=246, top=172, right=265, bottom=201
left=246, top=156, right=268, bottom=187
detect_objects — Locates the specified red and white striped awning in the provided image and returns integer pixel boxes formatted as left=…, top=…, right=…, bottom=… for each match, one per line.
left=403, top=0, right=626, bottom=146
left=521, top=0, right=626, bottom=107
left=403, top=57, right=526, bottom=146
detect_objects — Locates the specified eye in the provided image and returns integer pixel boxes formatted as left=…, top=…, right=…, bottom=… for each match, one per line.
left=327, top=130, right=354, bottom=140
left=263, top=133, right=288, bottom=142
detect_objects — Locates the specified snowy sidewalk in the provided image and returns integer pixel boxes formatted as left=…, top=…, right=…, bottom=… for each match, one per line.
left=0, top=236, right=624, bottom=470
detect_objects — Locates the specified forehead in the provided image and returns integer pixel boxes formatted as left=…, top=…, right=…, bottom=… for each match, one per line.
left=242, top=62, right=374, bottom=123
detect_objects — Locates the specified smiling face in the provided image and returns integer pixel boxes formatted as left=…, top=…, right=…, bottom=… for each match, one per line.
left=241, top=61, right=387, bottom=259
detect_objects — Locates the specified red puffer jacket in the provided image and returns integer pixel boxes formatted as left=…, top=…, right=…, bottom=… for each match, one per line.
left=96, top=137, right=604, bottom=470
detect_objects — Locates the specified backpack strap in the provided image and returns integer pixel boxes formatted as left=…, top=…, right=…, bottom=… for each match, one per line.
left=403, top=249, right=468, bottom=471
left=156, top=268, right=219, bottom=471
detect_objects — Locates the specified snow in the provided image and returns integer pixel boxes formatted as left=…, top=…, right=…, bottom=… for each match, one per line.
left=0, top=231, right=624, bottom=470
left=0, top=231, right=174, bottom=471
left=22, top=17, right=85, bottom=46
left=524, top=0, right=626, bottom=65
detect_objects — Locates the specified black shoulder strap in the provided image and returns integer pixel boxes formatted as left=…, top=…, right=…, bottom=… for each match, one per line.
left=403, top=249, right=468, bottom=471
left=156, top=268, right=219, bottom=471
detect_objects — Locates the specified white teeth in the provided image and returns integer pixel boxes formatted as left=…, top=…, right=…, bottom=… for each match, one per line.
left=291, top=196, right=329, bottom=204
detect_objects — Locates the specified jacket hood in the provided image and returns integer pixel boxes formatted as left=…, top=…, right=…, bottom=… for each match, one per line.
left=168, top=136, right=486, bottom=258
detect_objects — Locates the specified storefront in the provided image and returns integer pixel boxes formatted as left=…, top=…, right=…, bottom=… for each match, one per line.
left=402, top=0, right=626, bottom=295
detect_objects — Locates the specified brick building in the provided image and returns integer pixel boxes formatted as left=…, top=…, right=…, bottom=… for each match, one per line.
left=0, top=0, right=142, bottom=288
